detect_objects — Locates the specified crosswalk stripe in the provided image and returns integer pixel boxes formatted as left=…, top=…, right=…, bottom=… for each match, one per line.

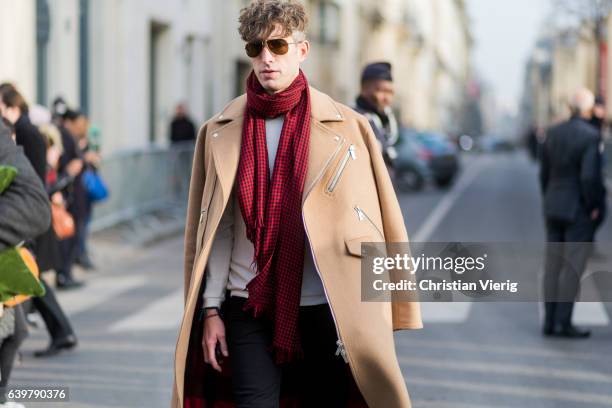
left=55, top=275, right=148, bottom=316
left=538, top=301, right=610, bottom=327
left=410, top=159, right=488, bottom=323
left=109, top=288, right=183, bottom=332
left=407, top=376, right=612, bottom=406
left=396, top=338, right=612, bottom=362
left=400, top=356, right=612, bottom=383
left=573, top=301, right=610, bottom=326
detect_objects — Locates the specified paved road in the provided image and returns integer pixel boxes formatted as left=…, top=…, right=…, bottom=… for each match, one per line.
left=10, top=151, right=612, bottom=407
left=396, top=152, right=612, bottom=408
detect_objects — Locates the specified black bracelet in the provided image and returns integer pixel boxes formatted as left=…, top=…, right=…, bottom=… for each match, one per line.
left=199, top=306, right=220, bottom=321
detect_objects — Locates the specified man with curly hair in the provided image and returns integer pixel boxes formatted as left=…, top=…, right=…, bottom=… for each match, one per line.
left=172, top=1, right=422, bottom=407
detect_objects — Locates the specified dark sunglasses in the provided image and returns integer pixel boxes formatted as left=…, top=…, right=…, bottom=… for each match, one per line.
left=245, top=38, right=303, bottom=58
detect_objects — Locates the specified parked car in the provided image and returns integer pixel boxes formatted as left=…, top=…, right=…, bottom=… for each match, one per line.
left=394, top=128, right=431, bottom=191
left=413, top=131, right=460, bottom=187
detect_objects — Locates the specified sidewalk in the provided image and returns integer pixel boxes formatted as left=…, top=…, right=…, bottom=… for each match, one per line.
left=91, top=206, right=186, bottom=249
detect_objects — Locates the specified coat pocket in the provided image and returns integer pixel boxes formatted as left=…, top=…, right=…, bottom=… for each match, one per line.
left=326, top=144, right=356, bottom=193
left=345, top=235, right=377, bottom=257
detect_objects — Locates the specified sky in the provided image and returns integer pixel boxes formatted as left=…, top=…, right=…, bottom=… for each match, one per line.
left=467, top=0, right=551, bottom=115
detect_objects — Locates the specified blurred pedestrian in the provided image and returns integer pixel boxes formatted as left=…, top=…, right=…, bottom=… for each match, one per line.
left=54, top=106, right=86, bottom=288
left=63, top=110, right=101, bottom=270
left=0, top=118, right=51, bottom=408
left=587, top=95, right=608, bottom=245
left=589, top=95, right=606, bottom=133
left=524, top=124, right=540, bottom=161
left=540, top=88, right=601, bottom=338
left=33, top=121, right=79, bottom=358
left=354, top=62, right=400, bottom=170
left=169, top=103, right=196, bottom=144
left=1, top=87, right=78, bottom=357
left=0, top=86, right=46, bottom=181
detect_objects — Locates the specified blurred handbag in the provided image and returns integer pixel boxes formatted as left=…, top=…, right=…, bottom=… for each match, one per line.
left=51, top=202, right=75, bottom=240
left=0, top=246, right=46, bottom=305
left=82, top=168, right=109, bottom=202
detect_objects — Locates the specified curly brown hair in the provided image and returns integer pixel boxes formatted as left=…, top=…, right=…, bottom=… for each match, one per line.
left=238, top=0, right=308, bottom=43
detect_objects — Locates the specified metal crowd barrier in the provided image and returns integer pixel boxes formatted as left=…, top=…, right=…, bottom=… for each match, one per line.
left=89, top=142, right=195, bottom=232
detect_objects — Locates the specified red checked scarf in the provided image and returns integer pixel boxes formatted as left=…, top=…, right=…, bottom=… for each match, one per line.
left=236, top=69, right=311, bottom=363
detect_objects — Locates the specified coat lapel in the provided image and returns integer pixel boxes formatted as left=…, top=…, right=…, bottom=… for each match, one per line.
left=209, top=95, right=245, bottom=204
left=209, top=87, right=346, bottom=206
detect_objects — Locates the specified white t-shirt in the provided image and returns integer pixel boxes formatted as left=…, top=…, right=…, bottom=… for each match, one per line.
left=202, top=116, right=327, bottom=308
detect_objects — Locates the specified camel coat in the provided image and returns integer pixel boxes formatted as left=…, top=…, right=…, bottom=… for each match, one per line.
left=171, top=87, right=422, bottom=408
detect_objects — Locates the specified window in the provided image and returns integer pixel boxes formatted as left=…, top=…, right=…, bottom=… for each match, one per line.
left=319, top=1, right=340, bottom=46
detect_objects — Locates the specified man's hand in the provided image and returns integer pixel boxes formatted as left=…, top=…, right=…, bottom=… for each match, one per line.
left=84, top=151, right=101, bottom=167
left=591, top=209, right=600, bottom=221
left=51, top=192, right=64, bottom=205
left=202, top=309, right=228, bottom=372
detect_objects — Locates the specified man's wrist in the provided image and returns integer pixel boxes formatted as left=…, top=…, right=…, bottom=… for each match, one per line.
left=204, top=306, right=220, bottom=316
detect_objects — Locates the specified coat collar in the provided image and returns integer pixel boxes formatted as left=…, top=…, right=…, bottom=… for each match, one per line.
left=213, top=86, right=346, bottom=124
left=209, top=87, right=346, bottom=206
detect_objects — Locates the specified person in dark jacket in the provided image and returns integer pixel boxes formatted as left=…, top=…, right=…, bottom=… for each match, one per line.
left=0, top=87, right=46, bottom=181
left=0, top=121, right=50, bottom=249
left=354, top=62, right=400, bottom=167
left=540, top=88, right=601, bottom=339
left=63, top=111, right=100, bottom=270
left=54, top=108, right=86, bottom=289
left=0, top=119, right=50, bottom=407
left=170, top=103, right=196, bottom=144
left=587, top=95, right=608, bottom=241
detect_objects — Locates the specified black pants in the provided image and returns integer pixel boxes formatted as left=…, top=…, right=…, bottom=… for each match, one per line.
left=32, top=279, right=75, bottom=341
left=0, top=305, right=28, bottom=403
left=57, top=209, right=84, bottom=282
left=227, top=296, right=351, bottom=408
left=544, top=212, right=594, bottom=329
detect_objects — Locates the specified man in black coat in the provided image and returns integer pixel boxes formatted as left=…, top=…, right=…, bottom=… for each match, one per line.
left=354, top=62, right=400, bottom=167
left=55, top=109, right=86, bottom=289
left=540, top=88, right=602, bottom=338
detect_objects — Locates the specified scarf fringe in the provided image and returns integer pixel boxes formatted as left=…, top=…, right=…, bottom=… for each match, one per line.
left=242, top=300, right=267, bottom=319
left=269, top=344, right=305, bottom=365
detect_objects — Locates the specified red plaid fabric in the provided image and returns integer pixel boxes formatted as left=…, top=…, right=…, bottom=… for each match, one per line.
left=236, top=69, right=311, bottom=363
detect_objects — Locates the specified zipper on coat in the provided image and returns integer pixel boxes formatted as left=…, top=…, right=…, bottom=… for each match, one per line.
left=302, top=135, right=349, bottom=364
left=326, top=144, right=356, bottom=193
left=303, top=214, right=349, bottom=364
left=335, top=339, right=349, bottom=363
left=354, top=206, right=384, bottom=241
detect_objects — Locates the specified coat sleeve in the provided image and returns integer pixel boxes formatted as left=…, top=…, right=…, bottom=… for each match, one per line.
left=183, top=122, right=209, bottom=303
left=356, top=115, right=423, bottom=330
left=202, top=191, right=234, bottom=308
left=0, top=137, right=51, bottom=251
left=580, top=136, right=601, bottom=212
